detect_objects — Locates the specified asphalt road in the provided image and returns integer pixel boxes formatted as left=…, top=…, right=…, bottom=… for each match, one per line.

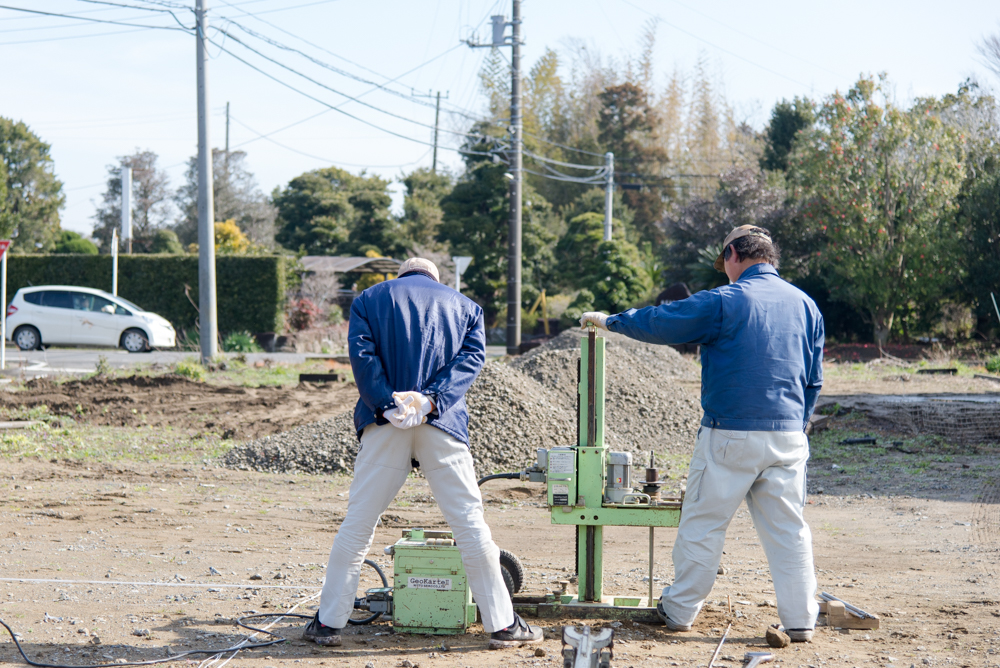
left=0, top=345, right=510, bottom=377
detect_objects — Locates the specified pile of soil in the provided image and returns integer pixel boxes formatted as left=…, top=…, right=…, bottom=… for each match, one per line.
left=511, top=330, right=703, bottom=458
left=225, top=331, right=703, bottom=478
left=223, top=361, right=574, bottom=478
left=0, top=375, right=358, bottom=441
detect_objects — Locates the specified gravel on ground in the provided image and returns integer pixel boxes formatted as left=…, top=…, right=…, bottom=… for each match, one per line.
left=224, top=330, right=703, bottom=477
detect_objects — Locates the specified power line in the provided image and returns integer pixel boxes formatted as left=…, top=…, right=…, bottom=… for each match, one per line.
left=616, top=0, right=812, bottom=90
left=0, top=3, right=189, bottom=30
left=210, top=24, right=483, bottom=142
left=229, top=114, right=433, bottom=169
left=208, top=36, right=497, bottom=158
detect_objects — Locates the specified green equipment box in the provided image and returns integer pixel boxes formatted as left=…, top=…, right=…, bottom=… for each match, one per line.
left=390, top=529, right=477, bottom=635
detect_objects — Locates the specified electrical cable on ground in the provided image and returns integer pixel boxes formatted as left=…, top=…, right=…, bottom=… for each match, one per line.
left=0, top=560, right=388, bottom=668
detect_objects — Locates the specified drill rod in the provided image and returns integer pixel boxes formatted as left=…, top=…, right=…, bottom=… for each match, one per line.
left=648, top=527, right=654, bottom=606
left=587, top=327, right=596, bottom=448
left=707, top=622, right=732, bottom=668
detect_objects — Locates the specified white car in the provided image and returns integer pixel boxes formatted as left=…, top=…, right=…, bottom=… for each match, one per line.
left=5, top=285, right=176, bottom=352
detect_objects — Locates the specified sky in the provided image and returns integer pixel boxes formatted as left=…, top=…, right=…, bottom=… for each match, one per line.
left=2, top=0, right=998, bottom=237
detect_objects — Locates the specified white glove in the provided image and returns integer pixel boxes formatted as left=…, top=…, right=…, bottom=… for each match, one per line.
left=387, top=391, right=435, bottom=429
left=579, top=312, right=610, bottom=330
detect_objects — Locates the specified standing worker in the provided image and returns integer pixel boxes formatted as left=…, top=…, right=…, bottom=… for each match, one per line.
left=302, top=258, right=543, bottom=650
left=580, top=226, right=824, bottom=641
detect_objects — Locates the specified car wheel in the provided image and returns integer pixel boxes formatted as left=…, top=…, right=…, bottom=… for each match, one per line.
left=13, top=326, right=41, bottom=351
left=121, top=328, right=150, bottom=353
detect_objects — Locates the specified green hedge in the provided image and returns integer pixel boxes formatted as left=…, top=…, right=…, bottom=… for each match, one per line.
left=7, top=254, right=286, bottom=333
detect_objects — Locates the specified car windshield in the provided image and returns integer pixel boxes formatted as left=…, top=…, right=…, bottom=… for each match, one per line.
left=108, top=295, right=144, bottom=312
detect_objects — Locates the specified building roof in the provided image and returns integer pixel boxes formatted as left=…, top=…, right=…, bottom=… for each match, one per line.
left=300, top=256, right=402, bottom=274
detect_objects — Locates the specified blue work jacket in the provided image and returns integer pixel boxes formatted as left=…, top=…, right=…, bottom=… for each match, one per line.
left=607, top=264, right=824, bottom=432
left=348, top=273, right=486, bottom=444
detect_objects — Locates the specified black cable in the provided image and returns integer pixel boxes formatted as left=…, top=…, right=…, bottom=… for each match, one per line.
left=208, top=36, right=498, bottom=159
left=0, top=614, right=289, bottom=668
left=0, top=560, right=389, bottom=667
left=478, top=472, right=520, bottom=486
left=0, top=4, right=189, bottom=31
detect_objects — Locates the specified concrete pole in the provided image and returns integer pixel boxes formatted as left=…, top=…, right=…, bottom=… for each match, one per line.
left=112, top=229, right=118, bottom=296
left=120, top=166, right=132, bottom=254
left=505, top=0, right=522, bottom=356
left=432, top=91, right=441, bottom=173
left=196, top=0, right=218, bottom=362
left=1, top=249, right=6, bottom=372
left=603, top=152, right=614, bottom=241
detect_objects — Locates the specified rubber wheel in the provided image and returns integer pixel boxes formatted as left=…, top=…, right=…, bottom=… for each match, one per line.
left=348, top=559, right=388, bottom=625
left=121, top=328, right=149, bottom=353
left=499, top=549, right=525, bottom=594
left=501, top=565, right=516, bottom=597
left=13, top=326, right=41, bottom=351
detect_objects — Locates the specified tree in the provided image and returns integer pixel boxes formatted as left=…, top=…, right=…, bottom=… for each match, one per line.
left=787, top=75, right=966, bottom=348
left=761, top=98, right=814, bottom=172
left=555, top=212, right=650, bottom=312
left=662, top=166, right=787, bottom=288
left=977, top=25, right=1000, bottom=81
left=215, top=219, right=251, bottom=254
left=0, top=118, right=64, bottom=249
left=400, top=168, right=452, bottom=249
left=150, top=229, right=183, bottom=254
left=597, top=82, right=668, bottom=246
left=174, top=149, right=277, bottom=247
left=53, top=230, right=97, bottom=254
left=92, top=149, right=171, bottom=253
left=274, top=167, right=403, bottom=257
left=438, top=158, right=554, bottom=326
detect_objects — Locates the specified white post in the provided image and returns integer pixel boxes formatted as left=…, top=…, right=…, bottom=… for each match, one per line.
left=112, top=229, right=119, bottom=296
left=603, top=152, right=614, bottom=242
left=120, top=166, right=132, bottom=254
left=1, top=249, right=6, bottom=371
left=452, top=256, right=472, bottom=293
left=196, top=0, right=218, bottom=362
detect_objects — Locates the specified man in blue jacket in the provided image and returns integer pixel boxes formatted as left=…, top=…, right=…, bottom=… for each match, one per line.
left=581, top=226, right=824, bottom=641
left=303, top=258, right=542, bottom=650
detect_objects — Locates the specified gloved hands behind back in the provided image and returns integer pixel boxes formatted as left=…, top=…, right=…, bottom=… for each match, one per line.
left=579, top=312, right=610, bottom=331
left=388, top=391, right=435, bottom=429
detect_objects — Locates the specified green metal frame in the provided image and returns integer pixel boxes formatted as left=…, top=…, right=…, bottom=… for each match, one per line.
left=548, top=332, right=682, bottom=604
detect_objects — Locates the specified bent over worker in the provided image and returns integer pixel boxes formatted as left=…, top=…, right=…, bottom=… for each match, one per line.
left=303, top=258, right=542, bottom=650
left=580, top=226, right=824, bottom=641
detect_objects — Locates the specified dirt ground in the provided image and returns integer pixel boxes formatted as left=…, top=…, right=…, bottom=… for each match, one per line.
left=0, top=364, right=999, bottom=668
left=0, top=374, right=360, bottom=442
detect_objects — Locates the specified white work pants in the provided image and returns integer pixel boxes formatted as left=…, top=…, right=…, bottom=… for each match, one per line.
left=318, top=423, right=514, bottom=633
left=660, top=427, right=819, bottom=630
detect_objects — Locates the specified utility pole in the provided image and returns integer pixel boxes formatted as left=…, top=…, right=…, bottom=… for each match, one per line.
left=225, top=101, right=230, bottom=156
left=466, top=3, right=523, bottom=355
left=603, top=152, right=614, bottom=241
left=196, top=0, right=218, bottom=363
left=120, top=166, right=132, bottom=254
left=507, top=0, right=523, bottom=356
left=413, top=90, right=449, bottom=173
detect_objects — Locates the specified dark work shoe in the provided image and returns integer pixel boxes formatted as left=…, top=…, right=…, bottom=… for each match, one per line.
left=489, top=613, right=543, bottom=649
left=787, top=628, right=814, bottom=642
left=656, top=601, right=692, bottom=632
left=302, top=613, right=342, bottom=646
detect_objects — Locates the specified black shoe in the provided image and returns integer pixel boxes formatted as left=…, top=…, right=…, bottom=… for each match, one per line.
left=489, top=613, right=543, bottom=649
left=302, top=613, right=342, bottom=646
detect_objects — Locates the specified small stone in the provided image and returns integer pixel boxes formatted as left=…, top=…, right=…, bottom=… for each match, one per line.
left=399, top=661, right=414, bottom=668
left=249, top=574, right=263, bottom=581
left=717, top=566, right=727, bottom=575
left=90, top=636, right=101, bottom=645
left=77, top=628, right=89, bottom=635
left=534, top=648, right=546, bottom=657
left=766, top=625, right=790, bottom=648
left=365, top=662, right=375, bottom=668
